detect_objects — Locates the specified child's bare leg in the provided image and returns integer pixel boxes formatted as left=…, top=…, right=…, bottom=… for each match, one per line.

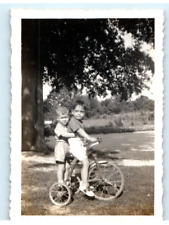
left=64, top=162, right=70, bottom=181
left=81, top=158, right=89, bottom=188
left=57, top=163, right=65, bottom=183
left=79, top=158, right=94, bottom=197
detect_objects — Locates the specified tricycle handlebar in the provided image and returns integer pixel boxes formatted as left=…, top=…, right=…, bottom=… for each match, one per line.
left=84, top=137, right=102, bottom=149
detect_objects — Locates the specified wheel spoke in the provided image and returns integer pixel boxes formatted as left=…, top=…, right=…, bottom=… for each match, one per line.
left=49, top=183, right=71, bottom=206
left=88, top=162, right=124, bottom=200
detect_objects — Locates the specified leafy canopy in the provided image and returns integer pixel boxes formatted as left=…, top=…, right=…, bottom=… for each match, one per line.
left=39, top=19, right=154, bottom=100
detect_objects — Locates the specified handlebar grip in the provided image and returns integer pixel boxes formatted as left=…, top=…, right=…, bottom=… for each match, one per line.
left=97, top=137, right=102, bottom=142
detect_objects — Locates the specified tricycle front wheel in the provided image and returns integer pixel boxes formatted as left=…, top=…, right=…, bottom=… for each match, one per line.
left=88, top=162, right=124, bottom=200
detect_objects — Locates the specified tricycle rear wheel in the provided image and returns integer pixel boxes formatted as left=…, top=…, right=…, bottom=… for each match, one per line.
left=49, top=182, right=72, bottom=206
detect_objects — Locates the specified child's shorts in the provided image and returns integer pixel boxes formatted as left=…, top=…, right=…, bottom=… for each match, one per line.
left=54, top=141, right=69, bottom=163
left=68, top=138, right=87, bottom=161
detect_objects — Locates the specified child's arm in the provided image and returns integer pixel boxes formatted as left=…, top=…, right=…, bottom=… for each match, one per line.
left=60, top=131, right=75, bottom=138
left=54, top=127, right=75, bottom=138
left=77, top=128, right=97, bottom=142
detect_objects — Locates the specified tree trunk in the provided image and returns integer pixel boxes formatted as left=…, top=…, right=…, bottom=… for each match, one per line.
left=22, top=19, right=47, bottom=151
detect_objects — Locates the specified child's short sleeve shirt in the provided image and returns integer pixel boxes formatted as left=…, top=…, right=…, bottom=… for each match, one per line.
left=67, top=117, right=84, bottom=135
left=54, top=122, right=68, bottom=142
left=68, top=117, right=87, bottom=160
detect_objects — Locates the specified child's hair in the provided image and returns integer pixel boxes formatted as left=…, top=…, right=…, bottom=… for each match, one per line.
left=56, top=105, right=69, bottom=117
left=72, top=100, right=87, bottom=111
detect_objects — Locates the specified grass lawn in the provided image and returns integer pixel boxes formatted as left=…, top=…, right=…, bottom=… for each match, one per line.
left=21, top=131, right=154, bottom=215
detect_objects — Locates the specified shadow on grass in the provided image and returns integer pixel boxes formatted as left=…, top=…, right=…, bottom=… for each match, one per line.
left=29, top=163, right=56, bottom=169
left=88, top=149, right=123, bottom=161
left=27, top=149, right=122, bottom=171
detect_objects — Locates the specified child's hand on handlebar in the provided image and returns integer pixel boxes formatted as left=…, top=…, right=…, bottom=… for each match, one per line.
left=97, top=137, right=102, bottom=142
left=89, top=137, right=98, bottom=142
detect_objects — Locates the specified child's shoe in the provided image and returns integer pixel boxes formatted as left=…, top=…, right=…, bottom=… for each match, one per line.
left=57, top=180, right=64, bottom=191
left=79, top=182, right=95, bottom=197
left=64, top=178, right=71, bottom=186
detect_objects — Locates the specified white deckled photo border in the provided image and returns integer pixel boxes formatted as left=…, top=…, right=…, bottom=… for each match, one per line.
left=10, top=8, right=164, bottom=223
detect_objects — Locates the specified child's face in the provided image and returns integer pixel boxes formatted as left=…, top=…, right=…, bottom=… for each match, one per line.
left=72, top=105, right=85, bottom=120
left=57, top=113, right=69, bottom=126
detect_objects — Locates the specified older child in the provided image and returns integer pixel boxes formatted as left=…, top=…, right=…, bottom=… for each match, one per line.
left=54, top=106, right=75, bottom=184
left=68, top=100, right=97, bottom=197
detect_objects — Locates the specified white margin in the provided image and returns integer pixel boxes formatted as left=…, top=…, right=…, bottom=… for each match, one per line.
left=10, top=8, right=164, bottom=223
left=1, top=0, right=169, bottom=3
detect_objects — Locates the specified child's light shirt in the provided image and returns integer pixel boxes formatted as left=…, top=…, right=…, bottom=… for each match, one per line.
left=54, top=122, right=69, bottom=163
left=68, top=117, right=87, bottom=161
left=55, top=122, right=68, bottom=143
left=67, top=117, right=84, bottom=139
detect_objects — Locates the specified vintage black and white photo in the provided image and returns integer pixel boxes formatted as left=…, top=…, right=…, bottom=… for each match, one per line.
left=10, top=8, right=163, bottom=221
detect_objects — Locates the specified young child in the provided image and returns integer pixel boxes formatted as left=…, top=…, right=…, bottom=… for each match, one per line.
left=68, top=100, right=97, bottom=197
left=54, top=106, right=75, bottom=184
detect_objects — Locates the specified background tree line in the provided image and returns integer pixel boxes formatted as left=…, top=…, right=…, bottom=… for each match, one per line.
left=44, top=87, right=154, bottom=121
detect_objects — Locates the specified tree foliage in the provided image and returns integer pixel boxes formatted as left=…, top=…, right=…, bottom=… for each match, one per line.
left=39, top=19, right=154, bottom=100
left=44, top=86, right=154, bottom=121
left=21, top=18, right=154, bottom=151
